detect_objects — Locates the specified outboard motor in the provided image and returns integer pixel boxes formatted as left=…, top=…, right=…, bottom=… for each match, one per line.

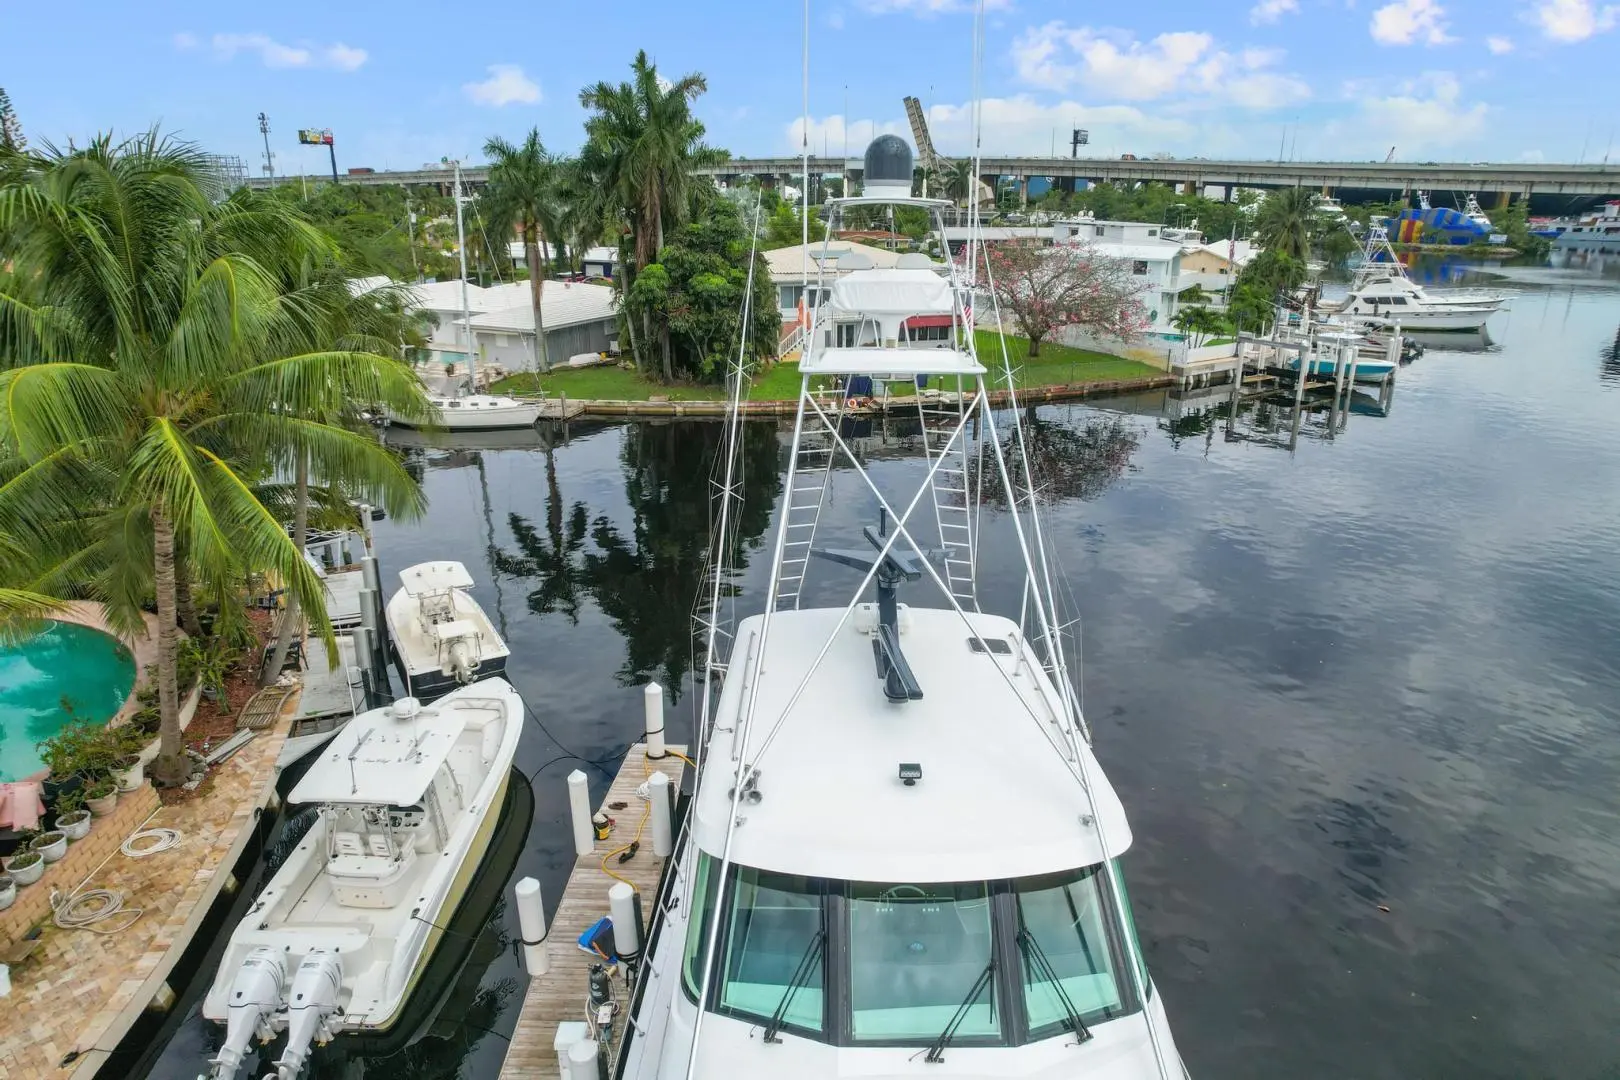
left=444, top=635, right=477, bottom=684
left=209, top=947, right=286, bottom=1079
left=273, top=949, right=344, bottom=1079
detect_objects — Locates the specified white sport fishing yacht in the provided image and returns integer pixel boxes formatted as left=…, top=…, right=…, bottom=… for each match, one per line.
left=385, top=560, right=509, bottom=701
left=203, top=679, right=524, bottom=1079
left=595, top=135, right=1188, bottom=1080
left=1330, top=226, right=1510, bottom=332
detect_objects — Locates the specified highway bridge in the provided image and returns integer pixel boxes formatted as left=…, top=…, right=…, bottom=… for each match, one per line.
left=248, top=155, right=1620, bottom=204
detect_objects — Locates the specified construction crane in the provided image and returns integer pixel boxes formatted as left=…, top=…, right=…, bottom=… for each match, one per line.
left=1385, top=146, right=1397, bottom=163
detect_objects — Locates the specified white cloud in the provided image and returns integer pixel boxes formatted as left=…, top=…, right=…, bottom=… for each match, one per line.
left=1533, top=0, right=1619, bottom=41
left=1485, top=34, right=1515, bottom=52
left=198, top=32, right=367, bottom=71
left=858, top=0, right=1008, bottom=11
left=1250, top=0, right=1300, bottom=24
left=1369, top=0, right=1454, bottom=44
left=1337, top=72, right=1486, bottom=150
left=1011, top=23, right=1309, bottom=108
left=173, top=31, right=198, bottom=50
left=463, top=64, right=541, bottom=107
left=1518, top=149, right=1546, bottom=162
left=788, top=97, right=1196, bottom=158
left=324, top=43, right=368, bottom=72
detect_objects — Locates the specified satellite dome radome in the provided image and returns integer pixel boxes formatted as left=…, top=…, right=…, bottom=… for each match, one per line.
left=862, top=135, right=914, bottom=198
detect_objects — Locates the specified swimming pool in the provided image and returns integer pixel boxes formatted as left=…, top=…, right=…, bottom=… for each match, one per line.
left=0, top=620, right=137, bottom=781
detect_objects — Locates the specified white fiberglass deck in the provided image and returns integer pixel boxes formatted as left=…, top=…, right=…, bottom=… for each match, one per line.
left=695, top=606, right=1130, bottom=882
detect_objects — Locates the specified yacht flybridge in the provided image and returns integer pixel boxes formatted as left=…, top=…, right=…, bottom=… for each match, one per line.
left=385, top=560, right=509, bottom=701
left=607, top=135, right=1187, bottom=1080
left=203, top=680, right=524, bottom=1079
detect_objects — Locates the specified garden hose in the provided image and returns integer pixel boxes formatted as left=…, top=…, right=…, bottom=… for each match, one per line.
left=51, top=887, right=143, bottom=935
left=121, top=827, right=183, bottom=857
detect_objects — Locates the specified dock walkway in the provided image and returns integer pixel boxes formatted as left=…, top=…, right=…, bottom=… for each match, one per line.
left=499, top=744, right=688, bottom=1079
left=0, top=700, right=294, bottom=1079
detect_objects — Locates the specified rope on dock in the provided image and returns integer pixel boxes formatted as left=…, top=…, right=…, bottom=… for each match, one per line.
left=51, top=888, right=143, bottom=935
left=122, top=828, right=183, bottom=857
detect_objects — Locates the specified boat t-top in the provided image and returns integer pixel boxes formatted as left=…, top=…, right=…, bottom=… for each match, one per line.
left=203, top=680, right=524, bottom=1079
left=606, top=135, right=1188, bottom=1080
left=1460, top=193, right=1494, bottom=232
left=385, top=560, right=509, bottom=701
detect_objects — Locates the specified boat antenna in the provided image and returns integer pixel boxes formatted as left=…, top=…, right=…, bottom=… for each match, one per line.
left=453, top=159, right=477, bottom=394
left=800, top=0, right=810, bottom=309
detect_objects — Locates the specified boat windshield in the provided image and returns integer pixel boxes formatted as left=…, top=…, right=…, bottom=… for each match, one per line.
left=682, top=857, right=1143, bottom=1047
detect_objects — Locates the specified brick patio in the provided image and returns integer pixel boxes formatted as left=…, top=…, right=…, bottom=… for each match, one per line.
left=0, top=697, right=294, bottom=1080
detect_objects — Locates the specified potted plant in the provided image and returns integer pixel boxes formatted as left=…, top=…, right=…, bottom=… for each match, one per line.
left=184, top=636, right=238, bottom=711
left=54, top=790, right=91, bottom=841
left=111, top=722, right=149, bottom=791
left=0, top=871, right=15, bottom=910
left=85, top=778, right=119, bottom=817
left=29, top=828, right=67, bottom=863
left=6, top=850, right=43, bottom=886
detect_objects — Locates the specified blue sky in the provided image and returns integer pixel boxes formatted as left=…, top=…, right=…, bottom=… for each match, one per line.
left=6, top=0, right=1617, bottom=173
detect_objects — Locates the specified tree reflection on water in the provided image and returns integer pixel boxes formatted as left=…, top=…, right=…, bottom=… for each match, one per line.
left=493, top=421, right=782, bottom=698
left=977, top=408, right=1143, bottom=508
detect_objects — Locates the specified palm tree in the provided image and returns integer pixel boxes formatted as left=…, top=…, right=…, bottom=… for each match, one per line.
left=483, top=130, right=561, bottom=373
left=579, top=50, right=717, bottom=380
left=0, top=132, right=427, bottom=786
left=1255, top=186, right=1315, bottom=261
left=941, top=159, right=976, bottom=206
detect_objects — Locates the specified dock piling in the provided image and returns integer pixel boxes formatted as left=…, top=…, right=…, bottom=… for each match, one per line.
left=643, top=682, right=666, bottom=760
left=567, top=770, right=593, bottom=857
left=607, top=882, right=643, bottom=966
left=515, top=877, right=549, bottom=977
left=648, top=771, right=673, bottom=857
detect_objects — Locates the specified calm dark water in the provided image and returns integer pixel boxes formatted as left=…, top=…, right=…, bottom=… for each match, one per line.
left=146, top=253, right=1620, bottom=1079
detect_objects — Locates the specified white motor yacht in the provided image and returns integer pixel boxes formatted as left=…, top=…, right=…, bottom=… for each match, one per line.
left=202, top=679, right=524, bottom=1079
left=600, top=135, right=1188, bottom=1080
left=384, top=560, right=509, bottom=701
left=1329, top=226, right=1510, bottom=332
left=1554, top=201, right=1620, bottom=253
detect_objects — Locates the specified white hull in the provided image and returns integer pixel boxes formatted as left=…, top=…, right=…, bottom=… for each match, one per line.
left=203, top=682, right=523, bottom=1076
left=1341, top=307, right=1499, bottom=332
left=383, top=561, right=511, bottom=702
left=1554, top=234, right=1620, bottom=253
left=388, top=393, right=542, bottom=431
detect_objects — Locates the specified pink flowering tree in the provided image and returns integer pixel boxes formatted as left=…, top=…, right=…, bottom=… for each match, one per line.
left=981, top=240, right=1150, bottom=356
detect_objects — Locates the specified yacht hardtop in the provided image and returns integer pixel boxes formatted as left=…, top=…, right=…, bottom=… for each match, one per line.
left=610, top=134, right=1185, bottom=1080
left=385, top=560, right=509, bottom=700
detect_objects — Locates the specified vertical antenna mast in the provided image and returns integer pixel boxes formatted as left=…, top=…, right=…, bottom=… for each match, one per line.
left=257, top=112, right=275, bottom=182
left=801, top=0, right=811, bottom=300
left=453, top=160, right=477, bottom=393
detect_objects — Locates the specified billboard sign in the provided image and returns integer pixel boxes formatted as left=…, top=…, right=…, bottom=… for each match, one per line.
left=297, top=129, right=334, bottom=146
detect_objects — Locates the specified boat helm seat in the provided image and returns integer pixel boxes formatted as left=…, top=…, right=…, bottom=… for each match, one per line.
left=328, top=830, right=418, bottom=909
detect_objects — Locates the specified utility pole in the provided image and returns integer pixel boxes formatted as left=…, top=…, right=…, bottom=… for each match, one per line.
left=257, top=112, right=275, bottom=182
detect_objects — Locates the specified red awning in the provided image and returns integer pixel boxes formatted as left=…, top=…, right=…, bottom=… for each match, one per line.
left=903, top=315, right=954, bottom=329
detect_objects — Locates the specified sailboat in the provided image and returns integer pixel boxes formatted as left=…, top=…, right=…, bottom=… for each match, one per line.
left=202, top=679, right=524, bottom=1079
left=384, top=560, right=510, bottom=701
left=386, top=160, right=542, bottom=432
left=592, top=132, right=1188, bottom=1080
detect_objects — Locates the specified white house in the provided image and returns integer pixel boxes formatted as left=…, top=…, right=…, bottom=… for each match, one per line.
left=467, top=281, right=619, bottom=372
left=402, top=279, right=532, bottom=354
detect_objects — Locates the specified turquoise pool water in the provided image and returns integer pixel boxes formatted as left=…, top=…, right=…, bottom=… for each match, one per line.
left=0, top=621, right=137, bottom=781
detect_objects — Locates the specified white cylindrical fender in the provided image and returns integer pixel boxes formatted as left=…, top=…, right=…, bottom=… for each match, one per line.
left=643, top=682, right=666, bottom=759
left=515, top=876, right=548, bottom=976
left=567, top=770, right=593, bottom=857
left=609, top=882, right=640, bottom=961
left=647, top=771, right=673, bottom=858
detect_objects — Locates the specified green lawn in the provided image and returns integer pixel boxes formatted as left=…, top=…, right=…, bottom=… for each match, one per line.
left=487, top=333, right=1160, bottom=403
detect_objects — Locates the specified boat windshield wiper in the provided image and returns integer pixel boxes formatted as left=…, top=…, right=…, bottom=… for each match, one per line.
left=763, top=929, right=825, bottom=1043
left=922, top=959, right=995, bottom=1063
left=1017, top=927, right=1094, bottom=1045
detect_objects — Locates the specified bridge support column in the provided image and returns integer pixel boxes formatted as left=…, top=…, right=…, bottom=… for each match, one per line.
left=1020, top=175, right=1028, bottom=209
left=1182, top=180, right=1197, bottom=196
left=1494, top=190, right=1510, bottom=209
left=1322, top=183, right=1334, bottom=197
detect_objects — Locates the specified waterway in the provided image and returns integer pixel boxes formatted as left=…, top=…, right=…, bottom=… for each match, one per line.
left=142, top=250, right=1620, bottom=1079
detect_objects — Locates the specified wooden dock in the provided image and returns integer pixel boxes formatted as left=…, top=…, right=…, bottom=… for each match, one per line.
left=499, top=744, right=688, bottom=1079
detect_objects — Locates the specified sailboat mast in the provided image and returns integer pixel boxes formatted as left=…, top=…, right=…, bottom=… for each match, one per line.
left=454, top=160, right=477, bottom=392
